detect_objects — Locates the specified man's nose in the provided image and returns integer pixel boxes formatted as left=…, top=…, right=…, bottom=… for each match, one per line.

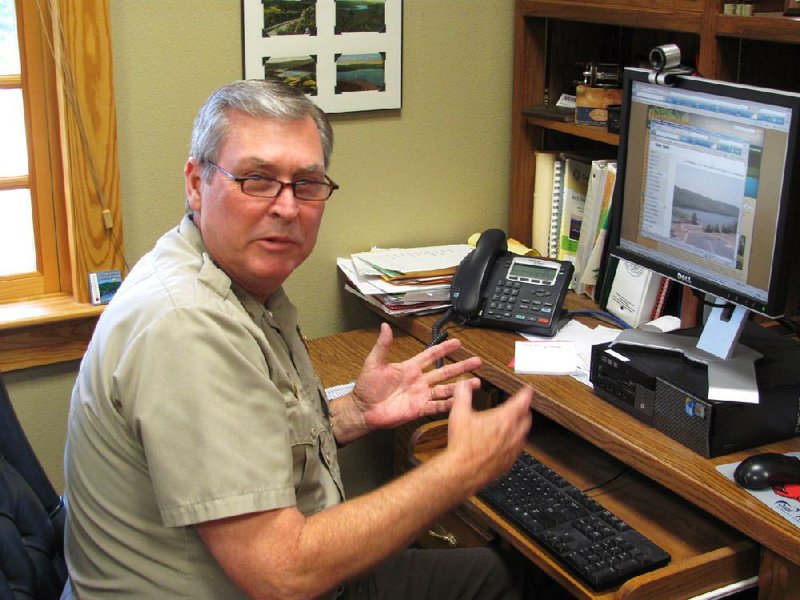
left=268, top=184, right=301, bottom=217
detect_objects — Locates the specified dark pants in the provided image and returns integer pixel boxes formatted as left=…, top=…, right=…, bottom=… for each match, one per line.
left=339, top=546, right=534, bottom=600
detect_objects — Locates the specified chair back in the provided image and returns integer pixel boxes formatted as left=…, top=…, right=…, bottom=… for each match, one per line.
left=0, top=371, right=68, bottom=599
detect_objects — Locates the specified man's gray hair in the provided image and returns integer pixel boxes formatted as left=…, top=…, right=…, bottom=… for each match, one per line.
left=190, top=79, right=334, bottom=181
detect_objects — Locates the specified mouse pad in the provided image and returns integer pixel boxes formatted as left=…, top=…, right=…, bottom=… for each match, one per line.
left=716, top=452, right=800, bottom=529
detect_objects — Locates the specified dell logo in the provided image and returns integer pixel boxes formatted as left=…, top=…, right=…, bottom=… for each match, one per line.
left=676, top=272, right=692, bottom=285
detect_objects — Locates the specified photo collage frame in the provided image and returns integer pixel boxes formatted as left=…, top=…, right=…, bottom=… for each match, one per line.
left=242, top=0, right=403, bottom=113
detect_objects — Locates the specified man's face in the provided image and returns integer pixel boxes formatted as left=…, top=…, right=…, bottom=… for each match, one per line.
left=185, top=111, right=327, bottom=302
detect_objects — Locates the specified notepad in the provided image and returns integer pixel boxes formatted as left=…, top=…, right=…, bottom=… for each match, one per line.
left=514, top=340, right=578, bottom=375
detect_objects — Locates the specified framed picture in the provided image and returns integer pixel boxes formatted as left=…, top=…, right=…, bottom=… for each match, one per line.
left=242, top=0, right=403, bottom=113
left=786, top=0, right=800, bottom=16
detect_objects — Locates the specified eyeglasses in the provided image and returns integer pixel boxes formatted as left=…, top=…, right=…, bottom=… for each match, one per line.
left=207, top=161, right=339, bottom=201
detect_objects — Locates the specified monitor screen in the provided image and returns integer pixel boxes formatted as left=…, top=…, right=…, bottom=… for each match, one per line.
left=610, top=68, right=800, bottom=319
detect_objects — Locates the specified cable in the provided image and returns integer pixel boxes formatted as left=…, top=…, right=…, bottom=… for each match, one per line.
left=582, top=466, right=631, bottom=495
left=428, top=308, right=454, bottom=368
left=36, top=0, right=130, bottom=276
left=567, top=309, right=632, bottom=330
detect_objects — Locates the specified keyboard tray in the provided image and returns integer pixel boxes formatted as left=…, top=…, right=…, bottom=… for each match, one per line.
left=478, top=452, right=671, bottom=591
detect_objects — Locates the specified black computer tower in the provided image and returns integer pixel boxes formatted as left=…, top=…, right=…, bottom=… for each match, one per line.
left=589, top=324, right=800, bottom=457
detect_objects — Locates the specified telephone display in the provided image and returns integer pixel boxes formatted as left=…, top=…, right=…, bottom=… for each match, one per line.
left=450, top=229, right=573, bottom=337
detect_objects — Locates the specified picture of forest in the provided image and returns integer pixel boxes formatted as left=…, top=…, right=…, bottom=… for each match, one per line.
left=262, top=0, right=316, bottom=36
left=336, top=0, right=386, bottom=33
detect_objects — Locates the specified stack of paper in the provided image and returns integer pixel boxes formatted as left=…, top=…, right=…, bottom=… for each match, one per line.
left=337, top=244, right=473, bottom=316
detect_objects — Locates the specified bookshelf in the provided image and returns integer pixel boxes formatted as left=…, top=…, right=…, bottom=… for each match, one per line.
left=508, top=0, right=800, bottom=245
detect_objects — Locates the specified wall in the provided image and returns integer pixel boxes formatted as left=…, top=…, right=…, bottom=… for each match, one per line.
left=8, top=0, right=514, bottom=493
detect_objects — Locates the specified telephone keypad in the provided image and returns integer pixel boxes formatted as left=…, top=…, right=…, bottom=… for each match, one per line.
left=479, top=258, right=572, bottom=336
left=459, top=253, right=572, bottom=337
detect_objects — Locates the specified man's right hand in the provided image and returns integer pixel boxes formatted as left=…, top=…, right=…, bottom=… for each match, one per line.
left=444, top=380, right=533, bottom=495
left=197, top=379, right=533, bottom=600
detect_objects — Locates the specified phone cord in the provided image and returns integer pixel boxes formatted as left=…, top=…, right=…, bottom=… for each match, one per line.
left=429, top=308, right=454, bottom=368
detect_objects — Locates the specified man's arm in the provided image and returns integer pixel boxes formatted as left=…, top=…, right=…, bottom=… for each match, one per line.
left=196, top=380, right=533, bottom=600
left=327, top=323, right=483, bottom=445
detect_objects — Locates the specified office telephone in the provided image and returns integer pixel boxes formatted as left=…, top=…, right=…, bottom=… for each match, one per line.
left=450, top=229, right=574, bottom=336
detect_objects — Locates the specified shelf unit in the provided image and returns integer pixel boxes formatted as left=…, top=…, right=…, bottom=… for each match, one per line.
left=508, top=0, right=800, bottom=245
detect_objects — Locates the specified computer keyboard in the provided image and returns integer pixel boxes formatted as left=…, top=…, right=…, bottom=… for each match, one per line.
left=477, top=452, right=671, bottom=591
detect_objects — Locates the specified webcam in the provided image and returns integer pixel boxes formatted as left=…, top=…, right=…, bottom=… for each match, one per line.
left=648, top=44, right=682, bottom=71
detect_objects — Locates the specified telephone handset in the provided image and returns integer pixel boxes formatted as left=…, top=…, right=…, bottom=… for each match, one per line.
left=451, top=229, right=508, bottom=319
left=450, top=229, right=574, bottom=336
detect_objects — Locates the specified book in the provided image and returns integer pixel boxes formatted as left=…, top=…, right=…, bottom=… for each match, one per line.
left=557, top=157, right=592, bottom=265
left=578, top=162, right=617, bottom=300
left=573, top=159, right=610, bottom=295
left=650, top=277, right=672, bottom=320
left=532, top=151, right=558, bottom=257
left=547, top=157, right=565, bottom=258
left=522, top=105, right=575, bottom=122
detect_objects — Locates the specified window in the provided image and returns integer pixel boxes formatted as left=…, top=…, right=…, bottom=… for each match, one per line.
left=1, top=0, right=66, bottom=300
left=0, top=0, right=124, bottom=372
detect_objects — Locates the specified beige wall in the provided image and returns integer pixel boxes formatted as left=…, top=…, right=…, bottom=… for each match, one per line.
left=8, top=0, right=514, bottom=492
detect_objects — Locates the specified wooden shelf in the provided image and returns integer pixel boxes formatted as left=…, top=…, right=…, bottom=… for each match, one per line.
left=516, top=0, right=703, bottom=33
left=0, top=295, right=105, bottom=371
left=714, top=12, right=800, bottom=43
left=525, top=116, right=620, bottom=145
left=507, top=0, right=800, bottom=245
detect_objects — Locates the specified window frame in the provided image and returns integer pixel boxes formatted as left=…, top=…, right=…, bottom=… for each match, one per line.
left=0, top=0, right=123, bottom=372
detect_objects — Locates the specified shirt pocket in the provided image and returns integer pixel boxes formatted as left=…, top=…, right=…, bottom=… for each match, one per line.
left=286, top=397, right=327, bottom=515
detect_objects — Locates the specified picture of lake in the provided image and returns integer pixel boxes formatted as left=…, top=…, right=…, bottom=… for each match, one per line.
left=668, top=165, right=743, bottom=266
left=335, top=53, right=385, bottom=92
left=336, top=0, right=385, bottom=33
left=264, top=56, right=317, bottom=95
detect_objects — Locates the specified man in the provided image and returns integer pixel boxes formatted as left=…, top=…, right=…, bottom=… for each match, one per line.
left=63, top=79, right=534, bottom=599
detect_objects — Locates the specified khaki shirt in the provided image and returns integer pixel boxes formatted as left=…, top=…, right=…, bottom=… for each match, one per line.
left=63, top=215, right=344, bottom=599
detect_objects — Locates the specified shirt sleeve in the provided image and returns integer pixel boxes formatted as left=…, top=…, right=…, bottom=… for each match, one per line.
left=114, top=304, right=296, bottom=527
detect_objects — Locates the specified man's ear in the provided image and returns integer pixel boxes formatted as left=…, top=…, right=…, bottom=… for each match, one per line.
left=184, top=158, right=203, bottom=212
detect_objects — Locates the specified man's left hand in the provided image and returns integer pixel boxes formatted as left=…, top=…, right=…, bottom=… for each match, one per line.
left=353, top=323, right=482, bottom=428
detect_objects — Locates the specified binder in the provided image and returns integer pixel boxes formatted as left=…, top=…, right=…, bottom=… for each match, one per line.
left=548, top=157, right=565, bottom=258
left=532, top=151, right=558, bottom=257
left=577, top=162, right=617, bottom=299
left=573, top=160, right=610, bottom=294
left=557, top=157, right=592, bottom=264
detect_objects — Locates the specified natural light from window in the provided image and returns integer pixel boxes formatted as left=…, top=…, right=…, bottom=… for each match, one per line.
left=0, top=1, right=36, bottom=277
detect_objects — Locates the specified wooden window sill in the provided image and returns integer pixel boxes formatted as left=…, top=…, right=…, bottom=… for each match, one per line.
left=0, top=296, right=103, bottom=372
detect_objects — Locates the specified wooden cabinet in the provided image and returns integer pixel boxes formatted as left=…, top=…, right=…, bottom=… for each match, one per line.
left=508, top=0, right=800, bottom=244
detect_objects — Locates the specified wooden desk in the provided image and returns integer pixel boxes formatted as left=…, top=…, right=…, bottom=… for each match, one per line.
left=411, top=420, right=757, bottom=600
left=365, top=293, right=800, bottom=599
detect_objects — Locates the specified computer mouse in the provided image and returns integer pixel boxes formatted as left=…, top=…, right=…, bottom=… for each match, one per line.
left=733, top=452, right=800, bottom=491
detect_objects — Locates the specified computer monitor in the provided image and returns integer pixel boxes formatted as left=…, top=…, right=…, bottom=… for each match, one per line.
left=607, top=67, right=800, bottom=402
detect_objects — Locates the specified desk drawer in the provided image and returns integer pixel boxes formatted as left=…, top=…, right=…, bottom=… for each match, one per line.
left=417, top=505, right=497, bottom=550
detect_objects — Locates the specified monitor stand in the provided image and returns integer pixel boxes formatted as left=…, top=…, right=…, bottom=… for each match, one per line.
left=610, top=301, right=762, bottom=403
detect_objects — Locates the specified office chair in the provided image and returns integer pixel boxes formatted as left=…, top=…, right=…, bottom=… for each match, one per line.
left=0, top=370, right=68, bottom=599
